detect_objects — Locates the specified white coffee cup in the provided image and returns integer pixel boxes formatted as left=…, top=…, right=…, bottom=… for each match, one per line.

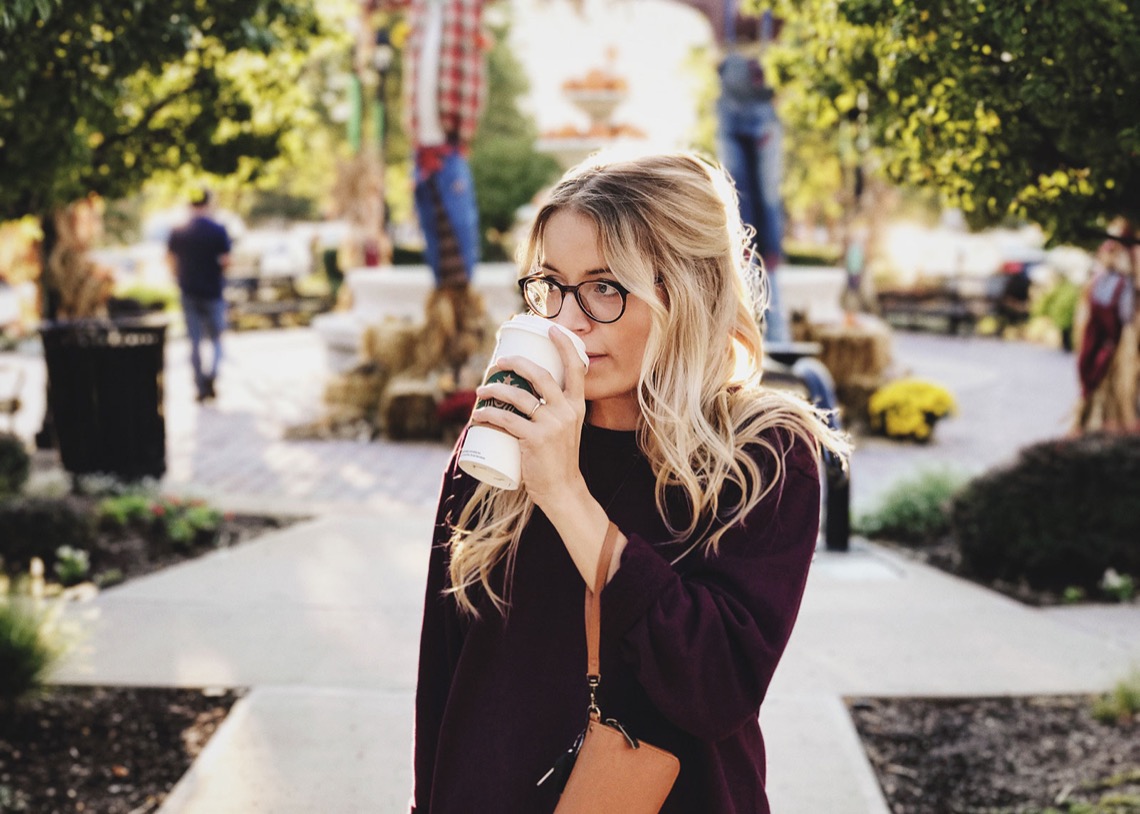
left=458, top=314, right=588, bottom=489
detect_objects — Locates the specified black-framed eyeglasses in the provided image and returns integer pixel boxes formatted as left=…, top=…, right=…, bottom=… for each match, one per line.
left=517, top=274, right=630, bottom=324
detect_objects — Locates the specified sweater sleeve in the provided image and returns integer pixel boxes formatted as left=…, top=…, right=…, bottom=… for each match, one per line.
left=410, top=443, right=471, bottom=813
left=601, top=435, right=821, bottom=742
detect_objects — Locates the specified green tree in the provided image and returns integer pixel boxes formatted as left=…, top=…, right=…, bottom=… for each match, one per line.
left=0, top=0, right=62, bottom=30
left=767, top=0, right=1140, bottom=244
left=469, top=18, right=561, bottom=261
left=0, top=0, right=320, bottom=223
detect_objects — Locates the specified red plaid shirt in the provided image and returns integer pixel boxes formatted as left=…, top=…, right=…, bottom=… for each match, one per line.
left=404, top=0, right=487, bottom=148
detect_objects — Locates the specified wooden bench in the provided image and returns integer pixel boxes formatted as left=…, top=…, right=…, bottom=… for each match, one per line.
left=878, top=276, right=1007, bottom=335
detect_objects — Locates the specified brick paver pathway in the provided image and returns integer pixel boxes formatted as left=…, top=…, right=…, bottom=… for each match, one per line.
left=3, top=325, right=1078, bottom=514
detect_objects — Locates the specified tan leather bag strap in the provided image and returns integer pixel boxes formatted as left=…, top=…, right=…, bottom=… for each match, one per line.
left=585, top=522, right=620, bottom=683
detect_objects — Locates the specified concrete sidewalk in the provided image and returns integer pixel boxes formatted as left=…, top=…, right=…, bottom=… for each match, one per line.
left=15, top=327, right=1135, bottom=812
left=53, top=520, right=1140, bottom=814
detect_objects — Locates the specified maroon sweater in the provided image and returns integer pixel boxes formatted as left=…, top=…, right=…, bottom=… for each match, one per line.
left=411, top=423, right=822, bottom=813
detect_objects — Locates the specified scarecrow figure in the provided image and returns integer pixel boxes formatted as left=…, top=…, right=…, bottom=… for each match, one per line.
left=396, top=0, right=487, bottom=288
left=1075, top=222, right=1140, bottom=432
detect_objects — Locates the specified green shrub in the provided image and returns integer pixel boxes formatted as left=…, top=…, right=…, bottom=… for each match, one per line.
left=1028, top=790, right=1140, bottom=813
left=1033, top=278, right=1082, bottom=333
left=53, top=545, right=90, bottom=587
left=0, top=598, right=62, bottom=705
left=0, top=432, right=30, bottom=497
left=113, top=281, right=179, bottom=312
left=783, top=240, right=843, bottom=267
left=855, top=469, right=968, bottom=545
left=94, top=567, right=124, bottom=589
left=97, top=492, right=156, bottom=528
left=99, top=492, right=223, bottom=551
left=1092, top=671, right=1140, bottom=725
left=951, top=433, right=1140, bottom=593
left=0, top=497, right=94, bottom=576
left=155, top=498, right=222, bottom=550
left=1099, top=569, right=1136, bottom=602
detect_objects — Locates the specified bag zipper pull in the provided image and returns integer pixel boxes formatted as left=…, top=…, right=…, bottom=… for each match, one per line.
left=604, top=718, right=640, bottom=749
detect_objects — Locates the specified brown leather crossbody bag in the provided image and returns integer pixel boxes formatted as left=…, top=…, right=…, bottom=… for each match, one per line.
left=539, top=522, right=680, bottom=813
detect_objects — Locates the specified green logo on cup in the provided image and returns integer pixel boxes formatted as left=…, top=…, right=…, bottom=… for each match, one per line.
left=475, top=370, right=536, bottom=417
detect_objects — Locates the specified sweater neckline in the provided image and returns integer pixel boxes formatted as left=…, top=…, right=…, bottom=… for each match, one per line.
left=582, top=422, right=638, bottom=440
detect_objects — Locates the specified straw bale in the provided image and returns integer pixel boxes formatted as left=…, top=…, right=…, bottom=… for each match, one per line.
left=807, top=319, right=894, bottom=386
left=380, top=374, right=443, bottom=440
left=414, top=285, right=494, bottom=376
left=323, top=365, right=387, bottom=412
left=362, top=321, right=420, bottom=371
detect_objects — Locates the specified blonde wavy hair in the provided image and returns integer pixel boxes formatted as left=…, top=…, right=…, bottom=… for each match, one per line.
left=448, top=151, right=850, bottom=616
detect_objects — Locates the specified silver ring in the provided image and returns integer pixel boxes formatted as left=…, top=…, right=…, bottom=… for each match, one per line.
left=527, top=397, right=547, bottom=420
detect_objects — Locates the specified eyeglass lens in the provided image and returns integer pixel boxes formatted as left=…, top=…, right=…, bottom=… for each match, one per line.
left=524, top=279, right=624, bottom=322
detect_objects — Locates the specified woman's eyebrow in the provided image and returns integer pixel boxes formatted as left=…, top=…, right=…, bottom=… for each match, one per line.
left=538, top=262, right=613, bottom=276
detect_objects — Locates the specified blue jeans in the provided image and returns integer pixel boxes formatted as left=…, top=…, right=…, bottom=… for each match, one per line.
left=414, top=151, right=480, bottom=287
left=181, top=295, right=226, bottom=396
left=717, top=88, right=789, bottom=342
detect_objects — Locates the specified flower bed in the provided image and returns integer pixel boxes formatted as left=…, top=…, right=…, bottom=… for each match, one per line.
left=0, top=484, right=296, bottom=813
left=849, top=694, right=1140, bottom=813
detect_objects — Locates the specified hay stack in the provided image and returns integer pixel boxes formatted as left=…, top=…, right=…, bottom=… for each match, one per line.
left=330, top=152, right=391, bottom=269
left=800, top=316, right=894, bottom=426
left=306, top=283, right=497, bottom=442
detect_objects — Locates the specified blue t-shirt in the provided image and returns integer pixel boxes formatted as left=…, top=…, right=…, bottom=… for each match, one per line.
left=167, top=216, right=231, bottom=299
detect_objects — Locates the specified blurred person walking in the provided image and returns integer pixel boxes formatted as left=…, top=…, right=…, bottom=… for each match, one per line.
left=167, top=189, right=231, bottom=403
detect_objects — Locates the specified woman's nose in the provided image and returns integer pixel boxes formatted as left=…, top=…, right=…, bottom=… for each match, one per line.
left=554, top=294, right=592, bottom=332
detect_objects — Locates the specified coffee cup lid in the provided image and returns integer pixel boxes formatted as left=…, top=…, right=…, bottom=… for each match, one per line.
left=503, top=314, right=589, bottom=369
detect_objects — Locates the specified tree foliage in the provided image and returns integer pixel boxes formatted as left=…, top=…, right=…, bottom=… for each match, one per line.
left=0, top=0, right=320, bottom=221
left=469, top=19, right=561, bottom=261
left=769, top=0, right=1140, bottom=243
left=0, top=0, right=61, bottom=30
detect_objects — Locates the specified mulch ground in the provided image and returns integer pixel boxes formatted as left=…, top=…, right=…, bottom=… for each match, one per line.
left=3, top=499, right=297, bottom=813
left=0, top=686, right=242, bottom=813
left=852, top=539, right=1140, bottom=812
left=849, top=695, right=1140, bottom=813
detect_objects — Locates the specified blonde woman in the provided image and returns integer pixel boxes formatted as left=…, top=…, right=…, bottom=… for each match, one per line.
left=411, top=152, right=849, bottom=813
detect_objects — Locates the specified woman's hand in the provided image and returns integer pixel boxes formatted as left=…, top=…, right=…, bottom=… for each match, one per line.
left=471, top=326, right=628, bottom=586
left=470, top=326, right=589, bottom=512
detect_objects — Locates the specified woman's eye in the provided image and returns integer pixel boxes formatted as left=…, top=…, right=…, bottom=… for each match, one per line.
left=593, top=282, right=620, bottom=297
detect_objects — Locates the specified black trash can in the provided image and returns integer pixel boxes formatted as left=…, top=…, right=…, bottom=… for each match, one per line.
left=40, top=317, right=167, bottom=481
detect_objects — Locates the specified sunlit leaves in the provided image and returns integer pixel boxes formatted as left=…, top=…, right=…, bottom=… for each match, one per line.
left=0, top=0, right=61, bottom=31
left=771, top=0, right=1140, bottom=242
left=0, top=0, right=321, bottom=220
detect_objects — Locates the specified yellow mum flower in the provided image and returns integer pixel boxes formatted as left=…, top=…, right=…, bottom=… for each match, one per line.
left=868, top=379, right=957, bottom=442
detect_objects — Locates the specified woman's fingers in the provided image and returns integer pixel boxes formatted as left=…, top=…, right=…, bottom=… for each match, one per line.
left=471, top=336, right=588, bottom=503
left=549, top=326, right=587, bottom=403
left=470, top=395, right=541, bottom=437
left=486, top=355, right=561, bottom=405
left=473, top=338, right=587, bottom=438
left=475, top=378, right=542, bottom=418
